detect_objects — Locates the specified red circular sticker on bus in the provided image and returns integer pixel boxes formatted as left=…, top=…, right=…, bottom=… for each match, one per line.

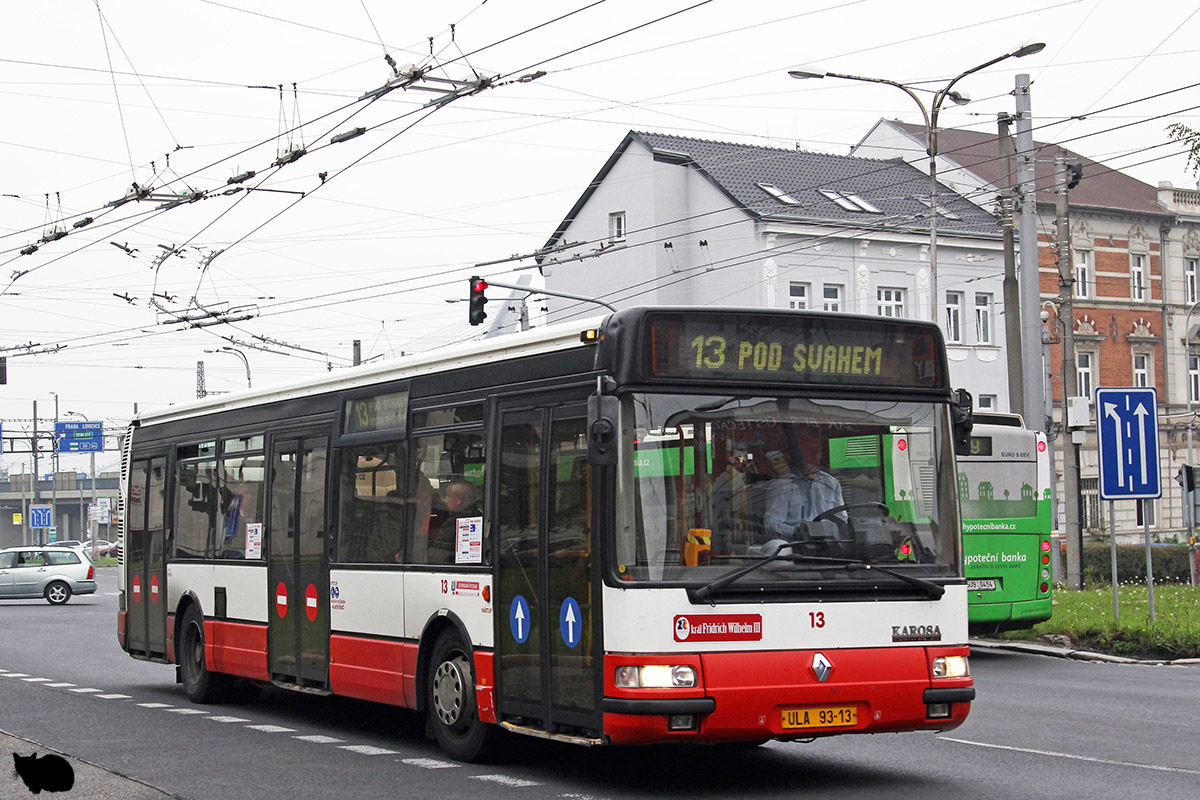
left=131, top=574, right=141, bottom=604
left=275, top=582, right=288, bottom=618
left=150, top=574, right=160, bottom=604
left=305, top=584, right=318, bottom=622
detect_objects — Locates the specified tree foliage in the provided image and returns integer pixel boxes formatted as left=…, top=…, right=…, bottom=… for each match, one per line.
left=1168, top=123, right=1200, bottom=175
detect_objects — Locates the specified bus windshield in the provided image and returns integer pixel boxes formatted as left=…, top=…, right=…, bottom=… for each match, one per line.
left=616, top=393, right=961, bottom=588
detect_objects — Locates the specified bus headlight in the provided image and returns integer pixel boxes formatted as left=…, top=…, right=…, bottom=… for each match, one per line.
left=615, top=665, right=697, bottom=688
left=932, top=655, right=970, bottom=679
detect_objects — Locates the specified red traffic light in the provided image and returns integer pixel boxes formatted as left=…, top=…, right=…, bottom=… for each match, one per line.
left=468, top=276, right=489, bottom=326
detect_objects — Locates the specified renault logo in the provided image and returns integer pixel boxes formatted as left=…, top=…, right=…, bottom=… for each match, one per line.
left=811, top=653, right=833, bottom=683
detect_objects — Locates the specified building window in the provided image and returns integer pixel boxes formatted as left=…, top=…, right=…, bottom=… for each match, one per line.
left=820, top=190, right=882, bottom=213
left=1074, top=249, right=1091, bottom=298
left=1133, top=353, right=1150, bottom=388
left=1077, top=352, right=1095, bottom=400
left=974, top=293, right=993, bottom=345
left=757, top=183, right=802, bottom=205
left=822, top=284, right=842, bottom=312
left=1188, top=258, right=1198, bottom=304
left=877, top=287, right=905, bottom=318
left=609, top=211, right=626, bottom=242
left=1130, top=254, right=1147, bottom=301
left=944, top=292, right=963, bottom=343
left=1190, top=355, right=1200, bottom=404
left=788, top=282, right=809, bottom=310
left=978, top=394, right=997, bottom=411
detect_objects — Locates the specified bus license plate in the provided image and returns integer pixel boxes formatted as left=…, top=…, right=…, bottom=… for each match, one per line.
left=967, top=579, right=997, bottom=591
left=781, top=705, right=857, bottom=729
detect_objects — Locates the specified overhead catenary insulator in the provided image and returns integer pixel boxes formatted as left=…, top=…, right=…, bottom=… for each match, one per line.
left=330, top=127, right=366, bottom=144
left=227, top=170, right=256, bottom=185
left=20, top=244, right=38, bottom=256
left=72, top=217, right=94, bottom=229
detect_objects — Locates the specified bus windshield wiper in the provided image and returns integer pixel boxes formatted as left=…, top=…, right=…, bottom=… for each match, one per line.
left=690, top=545, right=945, bottom=603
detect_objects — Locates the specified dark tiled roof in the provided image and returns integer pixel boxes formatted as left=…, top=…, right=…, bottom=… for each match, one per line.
left=631, top=130, right=999, bottom=236
left=880, top=120, right=1166, bottom=217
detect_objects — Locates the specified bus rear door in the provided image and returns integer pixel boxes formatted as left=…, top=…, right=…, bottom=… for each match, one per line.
left=125, top=456, right=167, bottom=660
left=267, top=432, right=330, bottom=689
left=495, top=399, right=600, bottom=740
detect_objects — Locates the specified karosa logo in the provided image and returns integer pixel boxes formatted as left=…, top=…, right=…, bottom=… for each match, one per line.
left=892, top=624, right=942, bottom=642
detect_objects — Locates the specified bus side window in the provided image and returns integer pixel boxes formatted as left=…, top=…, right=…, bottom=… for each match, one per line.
left=336, top=443, right=406, bottom=564
left=407, top=431, right=486, bottom=566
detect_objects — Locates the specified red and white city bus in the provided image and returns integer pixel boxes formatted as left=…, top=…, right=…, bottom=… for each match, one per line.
left=118, top=306, right=975, bottom=761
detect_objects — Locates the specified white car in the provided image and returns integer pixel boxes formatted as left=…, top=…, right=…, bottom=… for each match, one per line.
left=0, top=546, right=98, bottom=604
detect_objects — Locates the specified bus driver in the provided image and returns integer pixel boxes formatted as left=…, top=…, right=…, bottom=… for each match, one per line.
left=762, top=446, right=845, bottom=538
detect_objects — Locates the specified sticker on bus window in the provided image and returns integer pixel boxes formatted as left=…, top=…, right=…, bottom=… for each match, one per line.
left=245, top=523, right=263, bottom=559
left=456, top=517, right=483, bottom=564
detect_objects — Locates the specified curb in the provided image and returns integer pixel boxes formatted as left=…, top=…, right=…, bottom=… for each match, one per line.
left=970, top=637, right=1200, bottom=666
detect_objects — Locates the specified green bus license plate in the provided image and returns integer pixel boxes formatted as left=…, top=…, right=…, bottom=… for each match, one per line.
left=782, top=705, right=857, bottom=729
left=967, top=579, right=997, bottom=591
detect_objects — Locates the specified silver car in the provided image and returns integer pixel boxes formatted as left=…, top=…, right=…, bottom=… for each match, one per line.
left=0, top=546, right=98, bottom=604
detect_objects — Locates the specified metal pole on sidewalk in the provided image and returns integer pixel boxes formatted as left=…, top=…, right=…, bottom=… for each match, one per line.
left=1144, top=500, right=1156, bottom=623
left=1109, top=500, right=1119, bottom=621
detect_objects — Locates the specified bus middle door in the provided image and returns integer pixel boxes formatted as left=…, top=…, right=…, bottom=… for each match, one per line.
left=495, top=400, right=600, bottom=740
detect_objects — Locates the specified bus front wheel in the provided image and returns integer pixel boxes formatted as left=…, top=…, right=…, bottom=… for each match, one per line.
left=427, top=630, right=498, bottom=762
left=179, top=606, right=235, bottom=704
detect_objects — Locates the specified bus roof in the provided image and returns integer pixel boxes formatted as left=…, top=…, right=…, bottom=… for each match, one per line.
left=133, top=313, right=607, bottom=428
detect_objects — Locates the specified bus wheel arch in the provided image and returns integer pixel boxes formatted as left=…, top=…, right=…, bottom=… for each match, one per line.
left=176, top=598, right=237, bottom=704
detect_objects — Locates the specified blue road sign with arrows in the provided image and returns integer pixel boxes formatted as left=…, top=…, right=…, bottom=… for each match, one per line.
left=1096, top=387, right=1160, bottom=500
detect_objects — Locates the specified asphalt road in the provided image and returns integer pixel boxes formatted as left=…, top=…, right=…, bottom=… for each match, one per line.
left=2, top=568, right=1198, bottom=800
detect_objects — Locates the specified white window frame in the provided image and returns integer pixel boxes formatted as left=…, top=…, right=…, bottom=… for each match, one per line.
left=609, top=211, right=627, bottom=242
left=978, top=394, right=997, bottom=411
left=758, top=183, right=802, bottom=205
left=1077, top=351, right=1095, bottom=400
left=1074, top=249, right=1091, bottom=298
left=1190, top=355, right=1200, bottom=404
left=788, top=282, right=810, bottom=310
left=877, top=287, right=905, bottom=318
left=1133, top=353, right=1150, bottom=388
left=974, top=293, right=993, bottom=345
left=1130, top=253, right=1147, bottom=301
left=822, top=284, right=843, bottom=312
left=944, top=291, right=963, bottom=343
left=1187, top=258, right=1198, bottom=305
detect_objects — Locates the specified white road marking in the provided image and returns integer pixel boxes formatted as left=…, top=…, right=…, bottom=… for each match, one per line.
left=941, top=737, right=1200, bottom=775
left=70, top=687, right=101, bottom=693
left=1, top=673, right=30, bottom=678
left=138, top=703, right=173, bottom=708
left=206, top=716, right=251, bottom=723
left=22, top=677, right=52, bottom=682
left=338, top=745, right=397, bottom=756
left=96, top=694, right=132, bottom=700
left=245, top=724, right=297, bottom=733
left=168, top=708, right=208, bottom=715
left=46, top=683, right=76, bottom=688
left=294, top=735, right=345, bottom=744
left=472, top=775, right=542, bottom=787
left=401, top=758, right=459, bottom=770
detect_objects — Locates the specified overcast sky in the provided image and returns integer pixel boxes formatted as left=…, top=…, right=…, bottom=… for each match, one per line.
left=2, top=0, right=1197, bottom=475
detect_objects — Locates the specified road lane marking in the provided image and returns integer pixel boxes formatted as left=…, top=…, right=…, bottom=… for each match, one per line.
left=245, top=725, right=297, bottom=733
left=168, top=708, right=208, bottom=715
left=402, top=758, right=459, bottom=770
left=96, top=693, right=132, bottom=699
left=206, top=716, right=251, bottom=723
left=138, top=703, right=173, bottom=708
left=338, top=745, right=397, bottom=755
left=70, top=688, right=101, bottom=693
left=294, top=735, right=345, bottom=744
left=46, top=683, right=76, bottom=688
left=1, top=673, right=30, bottom=678
left=473, top=775, right=542, bottom=787
left=941, top=737, right=1200, bottom=775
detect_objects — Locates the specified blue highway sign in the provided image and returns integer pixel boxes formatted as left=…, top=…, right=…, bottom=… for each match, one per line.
left=1096, top=387, right=1160, bottom=500
left=29, top=504, right=53, bottom=529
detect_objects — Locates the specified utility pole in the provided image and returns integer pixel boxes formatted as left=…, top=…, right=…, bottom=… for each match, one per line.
left=1056, top=151, right=1083, bottom=590
left=999, top=112, right=1023, bottom=417
left=1016, top=74, right=1044, bottom=432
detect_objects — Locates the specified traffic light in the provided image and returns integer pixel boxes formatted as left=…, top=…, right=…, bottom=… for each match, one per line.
left=468, top=276, right=488, bottom=326
left=0, top=356, right=6, bottom=385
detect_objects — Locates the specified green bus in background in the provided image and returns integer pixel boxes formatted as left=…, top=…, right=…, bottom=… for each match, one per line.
left=955, top=413, right=1053, bottom=633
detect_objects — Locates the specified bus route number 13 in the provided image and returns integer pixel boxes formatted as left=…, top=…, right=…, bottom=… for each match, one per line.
left=809, top=612, right=825, bottom=628
left=691, top=335, right=727, bottom=369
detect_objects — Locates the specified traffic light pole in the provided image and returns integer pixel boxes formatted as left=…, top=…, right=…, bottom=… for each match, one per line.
left=483, top=279, right=617, bottom=313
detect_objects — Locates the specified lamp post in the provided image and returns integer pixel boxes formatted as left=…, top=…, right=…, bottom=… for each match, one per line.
left=49, top=391, right=58, bottom=544
left=789, top=43, right=1045, bottom=322
left=205, top=347, right=252, bottom=388
left=1185, top=300, right=1200, bottom=471
left=64, top=410, right=98, bottom=558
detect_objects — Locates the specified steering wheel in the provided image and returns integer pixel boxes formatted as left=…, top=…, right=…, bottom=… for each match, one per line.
left=812, top=501, right=889, bottom=524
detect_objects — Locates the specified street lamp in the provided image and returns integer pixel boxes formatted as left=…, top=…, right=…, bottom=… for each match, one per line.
left=789, top=43, right=1045, bottom=322
left=205, top=347, right=252, bottom=389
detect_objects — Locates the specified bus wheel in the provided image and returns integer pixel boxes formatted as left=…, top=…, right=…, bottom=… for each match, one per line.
left=179, top=607, right=233, bottom=704
left=427, top=630, right=497, bottom=762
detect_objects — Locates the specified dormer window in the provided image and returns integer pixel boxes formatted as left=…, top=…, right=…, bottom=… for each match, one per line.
left=609, top=211, right=626, bottom=242
left=757, top=183, right=802, bottom=205
left=820, top=190, right=881, bottom=213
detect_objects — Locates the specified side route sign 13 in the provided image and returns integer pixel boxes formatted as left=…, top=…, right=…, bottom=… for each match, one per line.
left=1095, top=387, right=1160, bottom=500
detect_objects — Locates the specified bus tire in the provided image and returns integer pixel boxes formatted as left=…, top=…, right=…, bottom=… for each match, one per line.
left=427, top=630, right=497, bottom=762
left=178, top=606, right=234, bottom=704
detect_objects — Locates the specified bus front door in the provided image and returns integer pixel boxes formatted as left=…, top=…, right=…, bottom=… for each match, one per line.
left=125, top=456, right=167, bottom=660
left=495, top=401, right=600, bottom=739
left=267, top=433, right=330, bottom=689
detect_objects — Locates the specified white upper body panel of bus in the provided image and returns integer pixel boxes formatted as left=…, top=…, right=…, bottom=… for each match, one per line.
left=132, top=314, right=608, bottom=429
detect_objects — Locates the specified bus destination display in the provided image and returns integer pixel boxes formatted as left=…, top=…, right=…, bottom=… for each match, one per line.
left=644, top=314, right=942, bottom=388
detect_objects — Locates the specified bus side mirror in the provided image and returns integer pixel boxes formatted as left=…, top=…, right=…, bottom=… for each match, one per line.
left=588, top=394, right=619, bottom=466
left=952, top=388, right=973, bottom=456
